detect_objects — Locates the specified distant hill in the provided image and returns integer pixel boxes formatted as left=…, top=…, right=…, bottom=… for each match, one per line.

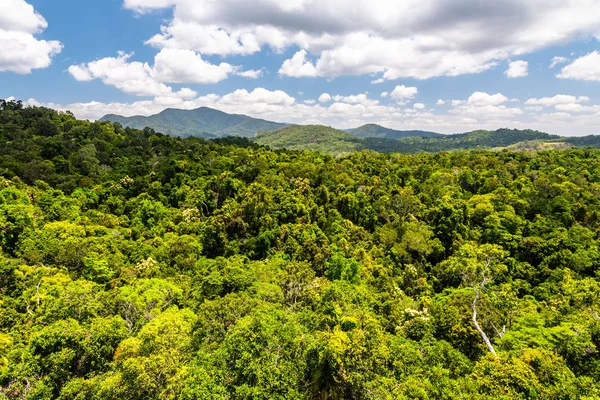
left=254, top=125, right=443, bottom=155
left=99, top=106, right=598, bottom=154
left=254, top=125, right=363, bottom=154
left=389, top=128, right=560, bottom=153
left=347, top=123, right=442, bottom=139
left=565, top=135, right=600, bottom=148
left=253, top=126, right=567, bottom=155
left=100, top=107, right=287, bottom=138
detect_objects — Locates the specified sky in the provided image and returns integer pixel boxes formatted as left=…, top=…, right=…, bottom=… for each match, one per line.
left=1, top=0, right=600, bottom=135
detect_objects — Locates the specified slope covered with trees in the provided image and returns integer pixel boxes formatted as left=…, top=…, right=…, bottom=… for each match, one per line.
left=254, top=125, right=568, bottom=155
left=1, top=100, right=600, bottom=399
left=346, top=123, right=442, bottom=139
left=100, top=107, right=286, bottom=139
left=254, top=125, right=364, bottom=154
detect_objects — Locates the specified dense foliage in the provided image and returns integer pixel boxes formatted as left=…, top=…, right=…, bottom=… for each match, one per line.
left=1, top=100, right=600, bottom=399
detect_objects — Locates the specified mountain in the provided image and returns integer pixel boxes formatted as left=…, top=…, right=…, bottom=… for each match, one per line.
left=100, top=107, right=287, bottom=138
left=347, top=123, right=442, bottom=139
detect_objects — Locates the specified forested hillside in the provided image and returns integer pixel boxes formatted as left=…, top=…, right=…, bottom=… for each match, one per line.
left=254, top=125, right=595, bottom=155
left=100, top=107, right=286, bottom=139
left=1, top=100, right=600, bottom=399
left=254, top=125, right=364, bottom=154
left=346, top=124, right=442, bottom=139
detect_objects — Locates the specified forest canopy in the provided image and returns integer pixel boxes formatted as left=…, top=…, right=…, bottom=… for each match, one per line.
left=1, top=100, right=600, bottom=399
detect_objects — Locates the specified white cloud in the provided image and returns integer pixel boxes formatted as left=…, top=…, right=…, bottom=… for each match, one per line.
left=0, top=0, right=62, bottom=74
left=152, top=48, right=236, bottom=84
left=436, top=99, right=446, bottom=105
left=555, top=103, right=600, bottom=113
left=413, top=103, right=426, bottom=110
left=237, top=69, right=263, bottom=79
left=145, top=23, right=289, bottom=56
left=318, top=93, right=332, bottom=103
left=525, top=94, right=600, bottom=114
left=123, top=0, right=176, bottom=13
left=452, top=104, right=523, bottom=118
left=304, top=99, right=316, bottom=105
left=549, top=56, right=569, bottom=68
left=331, top=93, right=379, bottom=106
left=0, top=0, right=47, bottom=33
left=68, top=52, right=176, bottom=97
left=68, top=50, right=239, bottom=96
left=220, top=88, right=296, bottom=106
left=505, top=60, right=528, bottom=78
left=381, top=92, right=389, bottom=98
left=557, top=51, right=600, bottom=81
left=467, top=92, right=508, bottom=106
left=279, top=49, right=317, bottom=77
left=449, top=91, right=522, bottom=119
left=525, top=95, right=590, bottom=106
left=390, top=85, right=418, bottom=100
left=121, top=0, right=600, bottom=81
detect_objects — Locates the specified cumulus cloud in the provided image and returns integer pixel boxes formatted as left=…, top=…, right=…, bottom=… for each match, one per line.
left=505, top=60, right=528, bottom=78
left=318, top=93, right=332, bottom=103
left=413, top=103, right=426, bottom=110
left=0, top=0, right=62, bottom=74
left=554, top=103, right=600, bottom=113
left=146, top=23, right=289, bottom=56
left=467, top=92, right=508, bottom=106
left=525, top=95, right=590, bottom=106
left=237, top=69, right=264, bottom=79
left=525, top=94, right=600, bottom=114
left=120, top=0, right=600, bottom=81
left=448, top=91, right=522, bottom=119
left=152, top=48, right=236, bottom=84
left=220, top=88, right=296, bottom=107
left=68, top=50, right=249, bottom=96
left=278, top=49, right=317, bottom=77
left=390, top=85, right=418, bottom=100
left=436, top=99, right=446, bottom=105
left=330, top=93, right=379, bottom=106
left=68, top=52, right=179, bottom=97
left=557, top=51, right=600, bottom=81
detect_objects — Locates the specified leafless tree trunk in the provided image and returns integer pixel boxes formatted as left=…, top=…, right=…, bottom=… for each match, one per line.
left=472, top=258, right=497, bottom=358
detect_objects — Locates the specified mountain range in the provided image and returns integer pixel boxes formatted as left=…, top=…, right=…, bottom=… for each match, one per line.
left=100, top=107, right=445, bottom=140
left=101, top=106, right=600, bottom=154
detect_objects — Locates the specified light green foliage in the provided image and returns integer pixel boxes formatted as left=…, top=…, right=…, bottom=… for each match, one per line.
left=1, top=101, right=600, bottom=398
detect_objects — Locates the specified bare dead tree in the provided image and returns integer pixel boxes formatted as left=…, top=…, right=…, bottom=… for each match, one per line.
left=472, top=257, right=498, bottom=358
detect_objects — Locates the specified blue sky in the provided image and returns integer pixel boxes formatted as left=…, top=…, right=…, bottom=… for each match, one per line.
left=1, top=0, right=600, bottom=135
